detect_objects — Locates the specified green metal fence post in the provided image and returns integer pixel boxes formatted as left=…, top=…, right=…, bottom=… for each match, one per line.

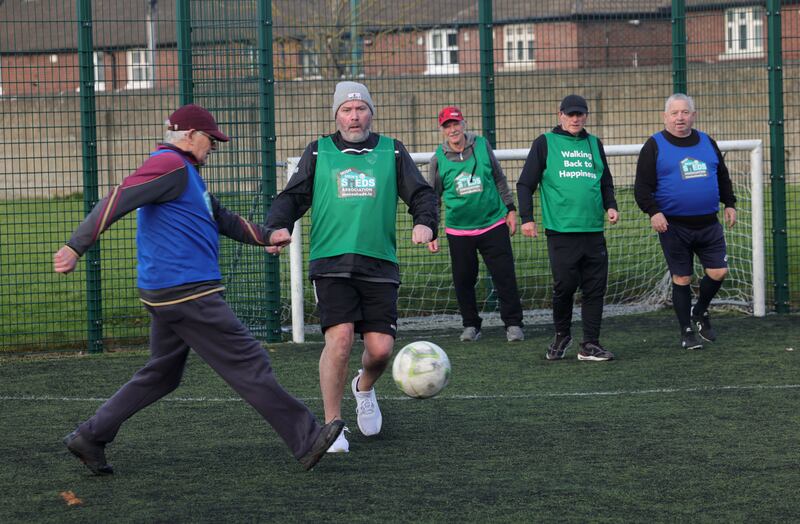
left=671, top=0, right=687, bottom=94
left=257, top=0, right=281, bottom=341
left=478, top=0, right=496, bottom=149
left=176, top=0, right=193, bottom=104
left=350, top=0, right=360, bottom=77
left=478, top=0, right=499, bottom=311
left=767, top=0, right=789, bottom=313
left=77, top=0, right=103, bottom=353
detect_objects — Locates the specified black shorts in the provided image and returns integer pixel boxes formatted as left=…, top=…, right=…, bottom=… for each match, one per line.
left=313, top=277, right=398, bottom=337
left=658, top=221, right=728, bottom=276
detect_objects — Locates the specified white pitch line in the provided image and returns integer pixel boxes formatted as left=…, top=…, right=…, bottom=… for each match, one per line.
left=1, top=383, right=798, bottom=404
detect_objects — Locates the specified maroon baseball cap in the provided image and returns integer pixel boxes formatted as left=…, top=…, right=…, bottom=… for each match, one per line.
left=438, top=106, right=464, bottom=126
left=167, top=104, right=230, bottom=142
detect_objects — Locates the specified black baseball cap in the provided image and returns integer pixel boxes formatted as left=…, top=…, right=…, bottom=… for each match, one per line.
left=559, top=94, right=588, bottom=114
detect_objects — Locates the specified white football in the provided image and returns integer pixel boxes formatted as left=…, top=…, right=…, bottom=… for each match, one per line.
left=392, top=341, right=451, bottom=399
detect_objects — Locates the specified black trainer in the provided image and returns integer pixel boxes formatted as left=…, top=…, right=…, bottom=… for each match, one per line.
left=299, top=419, right=346, bottom=471
left=546, top=333, right=572, bottom=360
left=63, top=430, right=113, bottom=475
left=577, top=341, right=615, bottom=361
left=680, top=326, right=703, bottom=350
left=691, top=308, right=717, bottom=342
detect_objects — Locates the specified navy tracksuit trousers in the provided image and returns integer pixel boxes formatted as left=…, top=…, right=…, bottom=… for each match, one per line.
left=77, top=292, right=320, bottom=459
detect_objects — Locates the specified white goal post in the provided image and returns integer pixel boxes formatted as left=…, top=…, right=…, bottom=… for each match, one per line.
left=285, top=140, right=764, bottom=343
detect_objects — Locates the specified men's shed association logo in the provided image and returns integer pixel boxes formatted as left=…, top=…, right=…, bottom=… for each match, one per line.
left=338, top=168, right=376, bottom=198
left=680, top=157, right=709, bottom=180
left=454, top=172, right=483, bottom=196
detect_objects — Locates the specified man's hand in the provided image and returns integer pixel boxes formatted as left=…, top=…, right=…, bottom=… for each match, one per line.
left=650, top=212, right=668, bottom=233
left=266, top=228, right=292, bottom=255
left=427, top=239, right=439, bottom=253
left=412, top=224, right=433, bottom=244
left=521, top=221, right=538, bottom=238
left=724, top=207, right=736, bottom=228
left=54, top=246, right=79, bottom=274
left=607, top=208, right=619, bottom=225
left=506, top=210, right=517, bottom=236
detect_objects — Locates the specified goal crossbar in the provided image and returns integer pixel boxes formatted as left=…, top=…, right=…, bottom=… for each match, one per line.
left=286, top=140, right=764, bottom=342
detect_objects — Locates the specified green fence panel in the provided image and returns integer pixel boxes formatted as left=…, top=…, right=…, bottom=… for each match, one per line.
left=0, top=0, right=797, bottom=355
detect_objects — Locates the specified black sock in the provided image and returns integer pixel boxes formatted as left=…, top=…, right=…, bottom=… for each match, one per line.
left=694, top=275, right=723, bottom=315
left=672, top=282, right=692, bottom=329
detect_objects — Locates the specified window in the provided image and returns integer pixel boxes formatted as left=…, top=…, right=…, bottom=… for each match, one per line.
left=426, top=29, right=458, bottom=75
left=503, top=24, right=535, bottom=69
left=724, top=7, right=764, bottom=57
left=300, top=39, right=321, bottom=78
left=94, top=52, right=106, bottom=92
left=125, top=49, right=153, bottom=90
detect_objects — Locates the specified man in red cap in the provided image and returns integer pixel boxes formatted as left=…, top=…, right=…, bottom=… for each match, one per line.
left=427, top=106, right=524, bottom=343
left=54, top=103, right=343, bottom=475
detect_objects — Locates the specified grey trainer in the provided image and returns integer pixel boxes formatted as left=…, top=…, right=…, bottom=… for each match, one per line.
left=506, top=326, right=524, bottom=342
left=459, top=326, right=481, bottom=341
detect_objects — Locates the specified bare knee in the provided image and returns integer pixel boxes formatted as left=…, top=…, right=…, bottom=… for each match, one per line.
left=323, top=324, right=354, bottom=363
left=363, top=333, right=394, bottom=364
left=671, top=275, right=692, bottom=286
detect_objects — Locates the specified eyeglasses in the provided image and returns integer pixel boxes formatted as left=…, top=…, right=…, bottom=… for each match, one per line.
left=195, top=130, right=217, bottom=147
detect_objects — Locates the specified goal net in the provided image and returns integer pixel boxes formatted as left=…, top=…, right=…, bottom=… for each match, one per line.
left=284, top=140, right=763, bottom=341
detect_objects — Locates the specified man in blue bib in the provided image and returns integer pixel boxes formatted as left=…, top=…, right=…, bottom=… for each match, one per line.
left=55, top=104, right=343, bottom=474
left=634, top=93, right=737, bottom=350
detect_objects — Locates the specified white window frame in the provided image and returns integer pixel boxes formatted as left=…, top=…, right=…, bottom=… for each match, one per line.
left=125, top=48, right=154, bottom=90
left=425, top=28, right=459, bottom=75
left=502, top=24, right=535, bottom=70
left=300, top=39, right=321, bottom=79
left=721, top=6, right=764, bottom=59
left=94, top=52, right=106, bottom=92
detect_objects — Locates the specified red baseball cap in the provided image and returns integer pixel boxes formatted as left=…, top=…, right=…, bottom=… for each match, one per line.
left=438, top=106, right=464, bottom=126
left=167, top=104, right=230, bottom=142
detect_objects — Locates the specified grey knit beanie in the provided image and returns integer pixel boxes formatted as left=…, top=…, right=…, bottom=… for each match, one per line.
left=332, top=81, right=375, bottom=119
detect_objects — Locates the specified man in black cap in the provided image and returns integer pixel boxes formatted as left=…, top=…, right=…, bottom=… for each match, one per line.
left=54, top=103, right=343, bottom=475
left=517, top=94, right=619, bottom=362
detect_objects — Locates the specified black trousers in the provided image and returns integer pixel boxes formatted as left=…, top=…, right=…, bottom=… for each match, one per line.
left=447, top=224, right=523, bottom=329
left=546, top=232, right=608, bottom=343
left=78, top=292, right=320, bottom=459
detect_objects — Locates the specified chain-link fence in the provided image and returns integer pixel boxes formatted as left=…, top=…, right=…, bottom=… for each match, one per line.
left=1, top=0, right=797, bottom=354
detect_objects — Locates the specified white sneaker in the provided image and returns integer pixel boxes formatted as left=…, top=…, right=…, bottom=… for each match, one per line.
left=351, top=369, right=382, bottom=436
left=325, top=425, right=350, bottom=453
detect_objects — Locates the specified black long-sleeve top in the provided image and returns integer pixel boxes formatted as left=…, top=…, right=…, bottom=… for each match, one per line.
left=265, top=131, right=439, bottom=283
left=516, top=126, right=617, bottom=230
left=634, top=129, right=736, bottom=227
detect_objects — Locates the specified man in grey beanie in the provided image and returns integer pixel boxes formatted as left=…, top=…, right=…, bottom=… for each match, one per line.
left=331, top=81, right=375, bottom=119
left=265, top=81, right=439, bottom=454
